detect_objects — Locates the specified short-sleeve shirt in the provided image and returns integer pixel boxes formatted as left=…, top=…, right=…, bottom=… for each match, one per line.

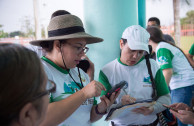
left=156, top=42, right=194, bottom=90
left=41, top=56, right=96, bottom=126
left=99, top=57, right=169, bottom=125
left=189, top=43, right=194, bottom=55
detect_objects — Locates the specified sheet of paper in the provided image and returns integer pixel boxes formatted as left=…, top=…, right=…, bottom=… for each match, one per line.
left=105, top=102, right=156, bottom=124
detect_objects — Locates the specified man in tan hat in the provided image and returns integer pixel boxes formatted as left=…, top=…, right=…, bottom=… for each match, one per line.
left=30, top=10, right=119, bottom=126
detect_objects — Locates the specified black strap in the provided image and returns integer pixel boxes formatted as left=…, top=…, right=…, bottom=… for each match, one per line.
left=48, top=26, right=85, bottom=37
left=145, top=46, right=169, bottom=126
left=144, top=45, right=157, bottom=100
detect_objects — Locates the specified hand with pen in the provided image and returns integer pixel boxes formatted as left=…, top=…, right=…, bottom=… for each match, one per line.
left=121, top=95, right=136, bottom=105
left=168, top=103, right=194, bottom=125
left=121, top=95, right=154, bottom=115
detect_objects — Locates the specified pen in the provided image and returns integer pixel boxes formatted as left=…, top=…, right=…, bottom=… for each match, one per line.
left=123, top=88, right=128, bottom=95
left=122, top=89, right=136, bottom=103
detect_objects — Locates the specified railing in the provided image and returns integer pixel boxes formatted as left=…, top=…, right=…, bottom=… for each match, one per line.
left=0, top=37, right=34, bottom=45
left=161, top=24, right=194, bottom=36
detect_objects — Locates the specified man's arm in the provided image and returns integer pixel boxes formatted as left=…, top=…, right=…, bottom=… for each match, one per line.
left=187, top=53, right=194, bottom=68
left=162, top=68, right=173, bottom=86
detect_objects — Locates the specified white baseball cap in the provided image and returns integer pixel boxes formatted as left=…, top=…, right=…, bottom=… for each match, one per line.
left=122, top=25, right=150, bottom=53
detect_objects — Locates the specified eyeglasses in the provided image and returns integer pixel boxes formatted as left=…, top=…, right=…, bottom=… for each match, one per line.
left=32, top=80, right=56, bottom=101
left=67, top=43, right=89, bottom=54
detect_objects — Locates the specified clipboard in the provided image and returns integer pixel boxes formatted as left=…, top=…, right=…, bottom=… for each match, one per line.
left=105, top=99, right=155, bottom=121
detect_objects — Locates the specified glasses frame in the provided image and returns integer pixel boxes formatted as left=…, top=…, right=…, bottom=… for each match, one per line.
left=31, top=80, right=56, bottom=101
left=66, top=42, right=89, bottom=54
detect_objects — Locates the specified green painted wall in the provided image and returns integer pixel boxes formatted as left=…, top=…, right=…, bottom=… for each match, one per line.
left=84, top=0, right=138, bottom=79
left=138, top=0, right=146, bottom=28
left=83, top=0, right=146, bottom=125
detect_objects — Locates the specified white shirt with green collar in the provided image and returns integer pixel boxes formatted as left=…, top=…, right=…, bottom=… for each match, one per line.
left=156, top=42, right=194, bottom=90
left=99, top=57, right=169, bottom=125
left=41, top=56, right=96, bottom=126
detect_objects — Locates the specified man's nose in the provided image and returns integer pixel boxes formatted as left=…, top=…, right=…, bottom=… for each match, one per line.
left=132, top=51, right=139, bottom=58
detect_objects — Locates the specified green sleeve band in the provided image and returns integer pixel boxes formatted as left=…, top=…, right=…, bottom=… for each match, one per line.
left=98, top=70, right=112, bottom=96
left=155, top=69, right=170, bottom=97
left=157, top=48, right=174, bottom=69
left=189, top=44, right=194, bottom=55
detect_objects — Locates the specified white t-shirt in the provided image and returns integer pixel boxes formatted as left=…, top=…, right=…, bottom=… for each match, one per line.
left=26, top=44, right=46, bottom=58
left=156, top=42, right=194, bottom=90
left=41, top=56, right=96, bottom=126
left=99, top=57, right=169, bottom=125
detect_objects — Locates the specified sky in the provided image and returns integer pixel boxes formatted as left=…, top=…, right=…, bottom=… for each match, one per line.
left=146, top=0, right=194, bottom=26
left=0, top=0, right=194, bottom=33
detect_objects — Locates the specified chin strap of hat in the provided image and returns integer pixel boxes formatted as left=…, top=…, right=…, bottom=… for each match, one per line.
left=144, top=45, right=157, bottom=101
left=59, top=42, right=84, bottom=89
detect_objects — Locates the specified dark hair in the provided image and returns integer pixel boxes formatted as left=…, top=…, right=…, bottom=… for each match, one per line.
left=40, top=10, right=70, bottom=52
left=0, top=43, right=47, bottom=125
left=148, top=17, right=160, bottom=26
left=121, top=38, right=127, bottom=45
left=119, top=38, right=127, bottom=56
left=51, top=10, right=70, bottom=19
left=146, top=26, right=192, bottom=66
left=40, top=41, right=54, bottom=52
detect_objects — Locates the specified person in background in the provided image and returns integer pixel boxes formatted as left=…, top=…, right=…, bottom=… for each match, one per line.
left=99, top=25, right=170, bottom=126
left=147, top=17, right=175, bottom=60
left=0, top=43, right=53, bottom=126
left=147, top=26, right=194, bottom=126
left=147, top=17, right=175, bottom=44
left=30, top=10, right=119, bottom=126
left=187, top=43, right=194, bottom=68
left=169, top=103, right=194, bottom=125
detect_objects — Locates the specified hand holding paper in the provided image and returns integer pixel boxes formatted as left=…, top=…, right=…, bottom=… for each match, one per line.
left=105, top=99, right=155, bottom=121
left=132, top=106, right=154, bottom=115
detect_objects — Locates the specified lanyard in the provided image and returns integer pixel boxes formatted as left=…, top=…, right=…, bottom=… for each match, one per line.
left=68, top=67, right=84, bottom=89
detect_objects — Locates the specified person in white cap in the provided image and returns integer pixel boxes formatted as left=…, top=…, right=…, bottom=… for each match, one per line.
left=99, top=25, right=171, bottom=126
left=30, top=10, right=119, bottom=126
left=147, top=26, right=194, bottom=126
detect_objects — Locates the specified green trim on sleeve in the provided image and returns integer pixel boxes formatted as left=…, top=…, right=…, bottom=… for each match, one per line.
left=49, top=93, right=54, bottom=103
left=155, top=69, right=170, bottom=97
left=189, top=44, right=194, bottom=55
left=98, top=70, right=112, bottom=96
left=157, top=48, right=174, bottom=70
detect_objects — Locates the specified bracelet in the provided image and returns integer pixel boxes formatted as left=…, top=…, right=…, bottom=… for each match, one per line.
left=95, top=104, right=107, bottom=115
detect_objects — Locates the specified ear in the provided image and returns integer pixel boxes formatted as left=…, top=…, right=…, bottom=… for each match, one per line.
left=53, top=40, right=61, bottom=52
left=18, top=103, right=37, bottom=126
left=120, top=39, right=124, bottom=49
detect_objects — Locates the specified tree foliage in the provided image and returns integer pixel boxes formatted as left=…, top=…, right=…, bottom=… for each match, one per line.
left=9, top=31, right=25, bottom=37
left=20, top=16, right=35, bottom=37
left=180, top=10, right=194, bottom=25
left=0, top=24, right=9, bottom=38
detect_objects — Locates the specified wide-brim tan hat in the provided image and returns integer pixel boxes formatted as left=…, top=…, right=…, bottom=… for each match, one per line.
left=30, top=13, right=103, bottom=46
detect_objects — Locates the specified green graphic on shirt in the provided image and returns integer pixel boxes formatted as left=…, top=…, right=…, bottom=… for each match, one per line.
left=64, top=81, right=82, bottom=93
left=158, top=56, right=168, bottom=65
left=143, top=75, right=152, bottom=84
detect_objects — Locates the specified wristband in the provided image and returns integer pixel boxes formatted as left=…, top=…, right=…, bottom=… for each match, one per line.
left=95, top=104, right=107, bottom=115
